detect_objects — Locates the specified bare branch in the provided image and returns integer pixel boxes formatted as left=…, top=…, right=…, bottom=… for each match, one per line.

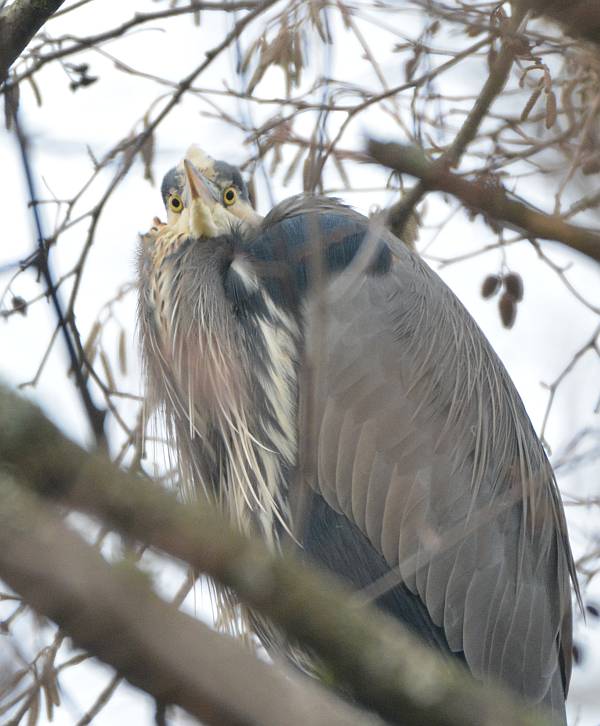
left=0, top=472, right=381, bottom=726
left=0, top=385, right=549, bottom=726
left=369, top=140, right=600, bottom=264
left=524, top=0, right=600, bottom=46
left=9, top=1, right=261, bottom=78
left=1, top=1, right=598, bottom=721
left=8, top=103, right=107, bottom=446
left=386, top=2, right=528, bottom=240
left=0, top=0, right=66, bottom=80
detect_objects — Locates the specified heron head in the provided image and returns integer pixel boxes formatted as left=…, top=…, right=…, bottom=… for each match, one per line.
left=159, top=145, right=262, bottom=240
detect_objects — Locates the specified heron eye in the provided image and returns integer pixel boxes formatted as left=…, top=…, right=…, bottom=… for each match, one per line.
left=169, top=194, right=183, bottom=213
left=223, top=187, right=237, bottom=206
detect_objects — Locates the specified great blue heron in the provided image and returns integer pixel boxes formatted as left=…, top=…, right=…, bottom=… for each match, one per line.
left=137, top=145, right=578, bottom=723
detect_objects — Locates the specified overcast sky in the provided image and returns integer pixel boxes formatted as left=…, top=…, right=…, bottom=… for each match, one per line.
left=1, top=2, right=599, bottom=724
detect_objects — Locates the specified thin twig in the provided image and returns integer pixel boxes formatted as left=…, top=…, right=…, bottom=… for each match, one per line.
left=7, top=99, right=106, bottom=445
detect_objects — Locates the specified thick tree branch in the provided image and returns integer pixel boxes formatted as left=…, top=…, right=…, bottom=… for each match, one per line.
left=369, top=140, right=600, bottom=264
left=0, top=385, right=548, bottom=726
left=524, top=1, right=600, bottom=46
left=0, top=472, right=381, bottom=726
left=5, top=1, right=261, bottom=79
left=0, top=0, right=66, bottom=81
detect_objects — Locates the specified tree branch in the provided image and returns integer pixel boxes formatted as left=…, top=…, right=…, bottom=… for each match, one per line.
left=0, top=0, right=66, bottom=81
left=524, top=0, right=600, bottom=46
left=369, top=140, right=600, bottom=264
left=5, top=1, right=261, bottom=78
left=8, top=96, right=107, bottom=446
left=386, top=2, right=527, bottom=240
left=0, top=384, right=548, bottom=726
left=0, top=472, right=381, bottom=726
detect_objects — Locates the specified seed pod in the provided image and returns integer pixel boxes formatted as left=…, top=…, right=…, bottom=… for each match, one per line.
left=246, top=176, right=257, bottom=208
left=4, top=81, right=19, bottom=130
left=521, top=86, right=542, bottom=122
left=26, top=688, right=40, bottom=726
left=466, top=24, right=484, bottom=37
left=269, top=143, right=283, bottom=175
left=499, top=291, right=517, bottom=329
left=118, top=329, right=127, bottom=376
left=11, top=295, right=27, bottom=316
left=140, top=127, right=155, bottom=185
left=283, top=145, right=305, bottom=187
left=481, top=274, right=501, bottom=299
left=27, top=75, right=43, bottom=107
left=562, top=78, right=577, bottom=127
left=100, top=350, right=116, bottom=392
left=582, top=154, right=600, bottom=175
left=83, top=321, right=102, bottom=365
left=545, top=90, right=557, bottom=129
left=503, top=272, right=524, bottom=301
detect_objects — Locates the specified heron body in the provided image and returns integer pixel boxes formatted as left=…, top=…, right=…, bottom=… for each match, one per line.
left=137, top=147, right=577, bottom=722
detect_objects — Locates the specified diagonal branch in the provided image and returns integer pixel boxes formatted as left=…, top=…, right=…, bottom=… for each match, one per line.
left=369, top=140, right=600, bottom=264
left=0, top=473, right=380, bottom=726
left=0, top=0, right=66, bottom=81
left=4, top=1, right=261, bottom=82
left=8, top=99, right=107, bottom=446
left=386, top=1, right=527, bottom=241
left=523, top=0, right=600, bottom=46
left=0, top=385, right=548, bottom=726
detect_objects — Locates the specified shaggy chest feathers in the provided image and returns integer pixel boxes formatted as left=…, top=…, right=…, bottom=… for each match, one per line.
left=141, top=228, right=299, bottom=545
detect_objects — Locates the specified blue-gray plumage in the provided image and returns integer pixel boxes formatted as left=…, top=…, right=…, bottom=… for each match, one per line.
left=137, top=146, right=578, bottom=724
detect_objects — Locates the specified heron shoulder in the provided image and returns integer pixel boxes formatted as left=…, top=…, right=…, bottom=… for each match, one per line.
left=261, top=193, right=355, bottom=225
left=240, top=196, right=394, bottom=308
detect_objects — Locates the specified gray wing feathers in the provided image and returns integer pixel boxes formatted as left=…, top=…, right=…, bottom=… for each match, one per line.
left=350, top=419, right=377, bottom=532
left=303, top=244, right=574, bottom=709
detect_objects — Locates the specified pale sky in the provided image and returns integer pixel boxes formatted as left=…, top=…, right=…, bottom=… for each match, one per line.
left=1, top=2, right=599, bottom=724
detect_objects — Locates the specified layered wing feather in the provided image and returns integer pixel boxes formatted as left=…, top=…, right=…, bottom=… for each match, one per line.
left=249, top=198, right=575, bottom=717
left=302, top=235, right=573, bottom=713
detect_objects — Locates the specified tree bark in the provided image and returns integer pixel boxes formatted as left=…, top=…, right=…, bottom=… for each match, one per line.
left=0, top=0, right=66, bottom=81
left=0, top=385, right=548, bottom=726
left=369, top=139, right=600, bottom=264
left=524, top=1, right=600, bottom=46
left=0, top=472, right=383, bottom=726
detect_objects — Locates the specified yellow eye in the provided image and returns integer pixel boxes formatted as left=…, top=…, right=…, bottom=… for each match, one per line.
left=223, top=187, right=237, bottom=206
left=168, top=193, right=183, bottom=213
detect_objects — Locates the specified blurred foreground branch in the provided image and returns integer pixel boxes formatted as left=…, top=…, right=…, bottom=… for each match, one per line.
left=0, top=472, right=381, bottom=726
left=0, top=385, right=548, bottom=726
left=0, top=0, right=66, bottom=81
left=369, top=140, right=600, bottom=264
left=524, top=0, right=600, bottom=46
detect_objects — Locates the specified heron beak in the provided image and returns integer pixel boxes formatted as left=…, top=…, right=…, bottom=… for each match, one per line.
left=183, top=159, right=219, bottom=207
